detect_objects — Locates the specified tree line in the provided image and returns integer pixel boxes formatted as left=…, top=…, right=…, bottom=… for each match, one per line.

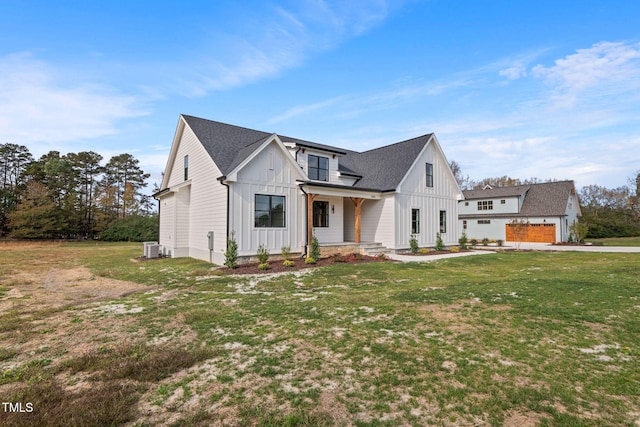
left=1, top=143, right=158, bottom=241
left=450, top=161, right=640, bottom=239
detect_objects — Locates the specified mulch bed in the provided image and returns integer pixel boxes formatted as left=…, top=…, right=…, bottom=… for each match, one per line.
left=220, top=254, right=390, bottom=275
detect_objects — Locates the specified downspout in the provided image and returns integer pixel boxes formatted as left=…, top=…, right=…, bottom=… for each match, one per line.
left=217, top=176, right=230, bottom=248
left=298, top=182, right=309, bottom=259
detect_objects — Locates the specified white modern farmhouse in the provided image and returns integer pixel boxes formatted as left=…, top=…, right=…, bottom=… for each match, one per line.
left=458, top=181, right=581, bottom=243
left=154, top=115, right=463, bottom=264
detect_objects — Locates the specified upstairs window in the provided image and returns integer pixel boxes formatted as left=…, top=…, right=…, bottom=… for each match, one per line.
left=255, top=195, right=286, bottom=228
left=308, top=155, right=329, bottom=181
left=184, top=155, right=189, bottom=181
left=477, top=200, right=493, bottom=210
left=313, top=201, right=329, bottom=227
left=426, top=163, right=433, bottom=187
left=411, top=209, right=420, bottom=234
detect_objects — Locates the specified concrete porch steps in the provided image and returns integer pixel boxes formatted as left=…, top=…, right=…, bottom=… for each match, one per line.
left=318, top=241, right=393, bottom=257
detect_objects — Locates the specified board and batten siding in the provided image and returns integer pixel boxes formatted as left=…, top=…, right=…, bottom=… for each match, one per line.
left=310, top=195, right=344, bottom=243
left=232, top=141, right=305, bottom=256
left=161, top=121, right=228, bottom=264
left=394, top=140, right=462, bottom=248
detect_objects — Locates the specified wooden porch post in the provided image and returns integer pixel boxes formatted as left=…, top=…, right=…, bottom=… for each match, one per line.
left=350, top=198, right=365, bottom=243
left=307, top=193, right=317, bottom=253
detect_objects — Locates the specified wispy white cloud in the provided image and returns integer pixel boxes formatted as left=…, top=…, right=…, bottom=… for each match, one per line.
left=0, top=52, right=147, bottom=145
left=531, top=41, right=640, bottom=107
left=180, top=0, right=400, bottom=95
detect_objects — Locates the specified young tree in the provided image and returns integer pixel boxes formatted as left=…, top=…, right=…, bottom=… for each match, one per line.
left=508, top=218, right=530, bottom=250
left=8, top=181, right=62, bottom=238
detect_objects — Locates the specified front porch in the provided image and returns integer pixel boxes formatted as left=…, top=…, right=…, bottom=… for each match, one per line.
left=300, top=182, right=384, bottom=256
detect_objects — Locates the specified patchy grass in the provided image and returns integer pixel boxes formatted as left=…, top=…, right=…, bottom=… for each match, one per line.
left=1, top=242, right=639, bottom=425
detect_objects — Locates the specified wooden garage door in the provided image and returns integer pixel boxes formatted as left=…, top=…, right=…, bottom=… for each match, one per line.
left=506, top=223, right=556, bottom=243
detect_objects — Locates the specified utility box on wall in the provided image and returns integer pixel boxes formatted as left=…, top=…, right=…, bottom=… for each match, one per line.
left=207, top=231, right=214, bottom=250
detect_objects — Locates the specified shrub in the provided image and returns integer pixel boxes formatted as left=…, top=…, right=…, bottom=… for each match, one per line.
left=258, top=262, right=270, bottom=270
left=281, top=245, right=291, bottom=260
left=470, top=238, right=478, bottom=246
left=257, top=244, right=270, bottom=264
left=304, top=257, right=316, bottom=265
left=435, top=233, right=445, bottom=251
left=99, top=215, right=158, bottom=242
left=409, top=234, right=419, bottom=253
left=496, top=239, right=504, bottom=247
left=331, top=253, right=345, bottom=263
left=375, top=253, right=388, bottom=260
left=283, top=260, right=294, bottom=267
left=224, top=231, right=238, bottom=269
left=309, top=235, right=321, bottom=261
left=419, top=247, right=430, bottom=254
left=449, top=246, right=460, bottom=253
left=482, top=237, right=489, bottom=246
left=458, top=232, right=468, bottom=250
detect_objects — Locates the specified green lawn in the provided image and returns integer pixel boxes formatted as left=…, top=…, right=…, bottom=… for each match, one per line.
left=587, top=236, right=640, bottom=246
left=1, top=242, right=639, bottom=426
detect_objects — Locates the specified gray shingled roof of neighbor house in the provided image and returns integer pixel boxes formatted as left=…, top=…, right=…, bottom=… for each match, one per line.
left=462, top=181, right=576, bottom=217
left=182, top=114, right=433, bottom=192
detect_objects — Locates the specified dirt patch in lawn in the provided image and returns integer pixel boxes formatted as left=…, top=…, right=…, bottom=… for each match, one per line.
left=1, top=266, right=153, bottom=311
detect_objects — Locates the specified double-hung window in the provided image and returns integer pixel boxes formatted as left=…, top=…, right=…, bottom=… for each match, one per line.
left=411, top=209, right=420, bottom=234
left=426, top=163, right=433, bottom=187
left=477, top=200, right=493, bottom=210
left=184, top=155, right=189, bottom=181
left=255, top=195, right=286, bottom=228
left=308, top=155, right=329, bottom=181
left=313, top=201, right=329, bottom=227
left=439, top=210, right=447, bottom=233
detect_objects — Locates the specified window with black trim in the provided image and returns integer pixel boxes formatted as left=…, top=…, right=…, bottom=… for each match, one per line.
left=477, top=200, right=493, bottom=210
left=439, top=210, right=446, bottom=233
left=255, top=195, right=286, bottom=228
left=184, top=155, right=189, bottom=181
left=426, top=163, right=433, bottom=187
left=411, top=209, right=420, bottom=234
left=308, top=155, right=329, bottom=181
left=313, top=201, right=329, bottom=227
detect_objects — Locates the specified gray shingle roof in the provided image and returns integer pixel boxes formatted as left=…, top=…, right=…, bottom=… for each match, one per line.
left=462, top=181, right=576, bottom=217
left=182, top=114, right=432, bottom=192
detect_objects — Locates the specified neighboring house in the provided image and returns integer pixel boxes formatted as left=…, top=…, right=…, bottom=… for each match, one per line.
left=154, top=114, right=463, bottom=264
left=458, top=181, right=581, bottom=243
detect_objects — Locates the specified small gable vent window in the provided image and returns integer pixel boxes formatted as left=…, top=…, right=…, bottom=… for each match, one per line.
left=308, top=155, right=329, bottom=181
left=426, top=163, right=433, bottom=187
left=184, top=155, right=189, bottom=181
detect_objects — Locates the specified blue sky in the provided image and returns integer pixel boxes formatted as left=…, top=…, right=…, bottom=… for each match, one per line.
left=1, top=0, right=639, bottom=191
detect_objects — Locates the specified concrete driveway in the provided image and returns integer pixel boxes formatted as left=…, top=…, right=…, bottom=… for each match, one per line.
left=386, top=242, right=640, bottom=263
left=508, top=242, right=640, bottom=253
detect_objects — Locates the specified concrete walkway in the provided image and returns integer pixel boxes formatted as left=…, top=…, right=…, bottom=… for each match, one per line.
left=386, top=242, right=640, bottom=263
left=387, top=250, right=496, bottom=263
